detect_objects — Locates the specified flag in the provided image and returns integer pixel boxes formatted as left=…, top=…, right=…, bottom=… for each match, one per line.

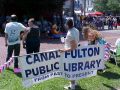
left=8, top=60, right=11, bottom=66
left=5, top=62, right=9, bottom=68
left=104, top=43, right=111, bottom=60
left=2, top=65, right=5, bottom=71
left=0, top=57, right=14, bottom=74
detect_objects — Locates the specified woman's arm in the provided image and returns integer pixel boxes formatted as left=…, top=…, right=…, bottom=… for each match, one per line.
left=22, top=28, right=30, bottom=48
left=5, top=33, right=8, bottom=47
left=22, top=29, right=29, bottom=42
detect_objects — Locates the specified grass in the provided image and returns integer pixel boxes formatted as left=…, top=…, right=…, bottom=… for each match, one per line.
left=0, top=62, right=120, bottom=90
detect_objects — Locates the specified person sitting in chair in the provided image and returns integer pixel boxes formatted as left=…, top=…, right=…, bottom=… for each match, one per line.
left=111, top=38, right=120, bottom=52
left=50, top=24, right=62, bottom=39
left=109, top=38, right=120, bottom=65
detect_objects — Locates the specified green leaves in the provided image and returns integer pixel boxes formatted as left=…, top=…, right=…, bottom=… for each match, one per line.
left=94, top=0, right=120, bottom=14
left=107, top=0, right=120, bottom=12
left=0, top=0, right=64, bottom=17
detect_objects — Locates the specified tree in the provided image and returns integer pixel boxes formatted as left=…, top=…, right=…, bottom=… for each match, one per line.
left=0, top=0, right=7, bottom=15
left=94, top=0, right=120, bottom=14
left=94, top=0, right=108, bottom=12
left=0, top=0, right=64, bottom=19
left=107, top=0, right=120, bottom=13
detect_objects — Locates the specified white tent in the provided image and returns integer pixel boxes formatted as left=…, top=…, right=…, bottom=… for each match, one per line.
left=74, top=10, right=82, bottom=15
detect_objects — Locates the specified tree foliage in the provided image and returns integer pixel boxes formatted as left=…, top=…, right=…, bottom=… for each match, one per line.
left=94, top=0, right=108, bottom=12
left=0, top=0, right=64, bottom=18
left=107, top=0, right=120, bottom=13
left=94, top=0, right=120, bottom=14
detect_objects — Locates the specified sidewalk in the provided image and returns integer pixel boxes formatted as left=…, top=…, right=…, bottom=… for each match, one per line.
left=0, top=27, right=120, bottom=65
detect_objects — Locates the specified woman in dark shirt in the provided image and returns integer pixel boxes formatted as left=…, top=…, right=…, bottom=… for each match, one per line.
left=23, top=18, right=40, bottom=54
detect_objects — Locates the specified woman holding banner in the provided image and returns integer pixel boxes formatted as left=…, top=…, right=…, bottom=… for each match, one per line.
left=87, top=30, right=110, bottom=72
left=82, top=26, right=105, bottom=45
left=82, top=26, right=110, bottom=72
left=60, top=19, right=80, bottom=90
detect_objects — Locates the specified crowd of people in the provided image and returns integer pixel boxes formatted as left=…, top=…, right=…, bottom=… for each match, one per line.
left=0, top=14, right=119, bottom=38
left=2, top=14, right=120, bottom=90
left=0, top=14, right=62, bottom=38
left=74, top=15, right=119, bottom=31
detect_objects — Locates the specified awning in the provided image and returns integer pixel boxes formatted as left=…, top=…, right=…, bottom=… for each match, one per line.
left=89, top=11, right=103, bottom=16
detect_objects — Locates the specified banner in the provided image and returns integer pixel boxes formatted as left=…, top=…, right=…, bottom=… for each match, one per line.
left=19, top=50, right=62, bottom=87
left=19, top=45, right=104, bottom=87
left=60, top=45, right=104, bottom=80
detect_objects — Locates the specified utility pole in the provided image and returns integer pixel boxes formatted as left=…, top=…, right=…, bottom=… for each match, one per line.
left=72, top=0, right=74, bottom=18
left=83, top=0, right=86, bottom=16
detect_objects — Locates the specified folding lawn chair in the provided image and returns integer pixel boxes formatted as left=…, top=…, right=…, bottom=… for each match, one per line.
left=110, top=44, right=120, bottom=66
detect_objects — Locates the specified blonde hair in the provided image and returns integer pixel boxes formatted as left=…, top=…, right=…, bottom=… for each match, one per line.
left=82, top=26, right=93, bottom=39
left=90, top=30, right=102, bottom=40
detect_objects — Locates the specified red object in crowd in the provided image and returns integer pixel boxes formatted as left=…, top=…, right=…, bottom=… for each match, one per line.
left=113, top=23, right=120, bottom=26
left=89, top=11, right=103, bottom=16
left=118, top=23, right=120, bottom=26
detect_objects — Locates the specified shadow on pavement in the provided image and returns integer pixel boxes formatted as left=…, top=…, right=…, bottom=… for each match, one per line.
left=103, top=83, right=117, bottom=90
left=6, top=68, right=13, bottom=72
left=41, top=38, right=61, bottom=44
left=40, top=31, right=84, bottom=44
left=98, top=71, right=120, bottom=79
left=117, top=63, right=120, bottom=68
left=15, top=73, right=22, bottom=78
left=6, top=68, right=22, bottom=78
left=75, top=85, right=86, bottom=90
left=108, top=58, right=116, bottom=65
left=105, top=64, right=111, bottom=69
left=109, top=58, right=120, bottom=67
left=0, top=33, right=4, bottom=37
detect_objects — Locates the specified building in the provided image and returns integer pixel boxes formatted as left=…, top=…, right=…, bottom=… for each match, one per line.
left=85, top=0, right=94, bottom=13
left=63, top=0, right=74, bottom=16
left=74, top=0, right=94, bottom=15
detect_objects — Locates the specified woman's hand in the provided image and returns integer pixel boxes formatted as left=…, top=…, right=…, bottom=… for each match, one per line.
left=59, top=49, right=66, bottom=53
left=22, top=42, right=26, bottom=49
